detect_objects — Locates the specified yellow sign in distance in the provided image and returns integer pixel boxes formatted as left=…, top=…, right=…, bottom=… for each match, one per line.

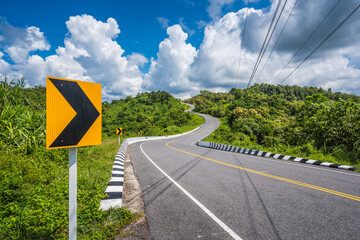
left=46, top=76, right=102, bottom=149
left=138, top=131, right=143, bottom=136
left=116, top=128, right=123, bottom=135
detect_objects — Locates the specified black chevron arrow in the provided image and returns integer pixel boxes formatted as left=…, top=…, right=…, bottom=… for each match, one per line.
left=49, top=78, right=100, bottom=148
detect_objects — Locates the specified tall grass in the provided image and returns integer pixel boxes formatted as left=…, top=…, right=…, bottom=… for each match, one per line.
left=1, top=77, right=204, bottom=238
left=0, top=77, right=139, bottom=239
left=203, top=121, right=360, bottom=169
left=0, top=77, right=45, bottom=154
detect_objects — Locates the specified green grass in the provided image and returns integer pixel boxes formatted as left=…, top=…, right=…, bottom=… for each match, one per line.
left=109, top=112, right=204, bottom=139
left=182, top=103, right=191, bottom=110
left=203, top=121, right=360, bottom=169
left=1, top=114, right=206, bottom=240
left=0, top=78, right=206, bottom=239
left=0, top=110, right=203, bottom=239
left=0, top=137, right=139, bottom=239
left=162, top=113, right=204, bottom=135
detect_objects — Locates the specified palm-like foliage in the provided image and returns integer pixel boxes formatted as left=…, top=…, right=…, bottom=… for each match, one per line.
left=0, top=77, right=45, bottom=154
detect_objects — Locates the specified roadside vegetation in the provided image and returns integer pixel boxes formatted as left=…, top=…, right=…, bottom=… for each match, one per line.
left=0, top=77, right=202, bottom=239
left=102, top=91, right=203, bottom=138
left=187, top=84, right=360, bottom=168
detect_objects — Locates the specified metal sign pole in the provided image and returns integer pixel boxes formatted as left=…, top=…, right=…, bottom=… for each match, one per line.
left=69, top=147, right=77, bottom=240
left=118, top=135, right=120, bottom=145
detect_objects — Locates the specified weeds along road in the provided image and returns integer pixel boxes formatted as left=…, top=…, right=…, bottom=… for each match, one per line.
left=130, top=113, right=360, bottom=240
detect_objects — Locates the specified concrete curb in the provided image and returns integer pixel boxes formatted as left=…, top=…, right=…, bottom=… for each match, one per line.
left=99, top=144, right=126, bottom=211
left=100, top=122, right=205, bottom=211
left=197, top=141, right=357, bottom=171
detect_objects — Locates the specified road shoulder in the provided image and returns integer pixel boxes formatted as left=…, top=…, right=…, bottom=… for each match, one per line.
left=117, top=145, right=150, bottom=240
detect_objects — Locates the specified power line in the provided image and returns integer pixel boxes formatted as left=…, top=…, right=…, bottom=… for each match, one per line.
left=270, top=0, right=341, bottom=84
left=254, top=0, right=299, bottom=85
left=235, top=0, right=250, bottom=88
left=277, top=2, right=360, bottom=85
left=247, top=0, right=287, bottom=88
left=247, top=0, right=283, bottom=88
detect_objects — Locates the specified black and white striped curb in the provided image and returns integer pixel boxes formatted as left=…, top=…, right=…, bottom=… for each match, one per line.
left=197, top=141, right=357, bottom=171
left=100, top=120, right=205, bottom=210
left=99, top=143, right=127, bottom=211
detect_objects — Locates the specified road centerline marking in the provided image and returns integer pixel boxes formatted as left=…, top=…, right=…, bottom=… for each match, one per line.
left=165, top=140, right=360, bottom=202
left=140, top=143, right=242, bottom=240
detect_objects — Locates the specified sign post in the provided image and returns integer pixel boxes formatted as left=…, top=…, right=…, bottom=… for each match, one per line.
left=46, top=76, right=101, bottom=240
left=69, top=147, right=77, bottom=240
left=116, top=128, right=123, bottom=145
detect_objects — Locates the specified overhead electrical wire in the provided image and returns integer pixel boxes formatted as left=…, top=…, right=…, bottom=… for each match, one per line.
left=234, top=0, right=250, bottom=89
left=277, top=2, right=360, bottom=85
left=270, top=0, right=341, bottom=84
left=246, top=0, right=283, bottom=87
left=247, top=0, right=287, bottom=88
left=253, top=0, right=299, bottom=85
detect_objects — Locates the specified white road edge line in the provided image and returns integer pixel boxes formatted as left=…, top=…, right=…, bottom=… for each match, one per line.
left=140, top=143, right=242, bottom=240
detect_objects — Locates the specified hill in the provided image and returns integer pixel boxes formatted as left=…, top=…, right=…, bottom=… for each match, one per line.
left=102, top=91, right=203, bottom=137
left=187, top=83, right=360, bottom=168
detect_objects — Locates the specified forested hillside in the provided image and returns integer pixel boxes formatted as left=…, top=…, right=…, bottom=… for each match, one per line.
left=188, top=83, right=360, bottom=168
left=102, top=91, right=203, bottom=137
left=0, top=77, right=202, bottom=239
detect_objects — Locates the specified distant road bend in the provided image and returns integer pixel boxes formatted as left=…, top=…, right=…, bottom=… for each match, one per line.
left=130, top=112, right=360, bottom=240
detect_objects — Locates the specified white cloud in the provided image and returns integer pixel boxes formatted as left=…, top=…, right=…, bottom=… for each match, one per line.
left=190, top=8, right=261, bottom=89
left=0, top=52, right=10, bottom=77
left=0, top=50, right=22, bottom=80
left=128, top=53, right=148, bottom=67
left=63, top=15, right=144, bottom=98
left=0, top=61, right=21, bottom=81
left=157, top=17, right=170, bottom=29
left=1, top=24, right=50, bottom=63
left=2, top=1, right=360, bottom=99
left=0, top=15, right=145, bottom=99
left=144, top=24, right=197, bottom=94
left=185, top=0, right=360, bottom=95
left=207, top=0, right=234, bottom=20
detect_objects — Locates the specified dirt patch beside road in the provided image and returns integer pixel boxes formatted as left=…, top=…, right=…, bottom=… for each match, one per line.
left=117, top=145, right=150, bottom=240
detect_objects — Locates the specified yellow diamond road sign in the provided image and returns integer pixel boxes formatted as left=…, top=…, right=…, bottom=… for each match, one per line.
left=46, top=76, right=102, bottom=149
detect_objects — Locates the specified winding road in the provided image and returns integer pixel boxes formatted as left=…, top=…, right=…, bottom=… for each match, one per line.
left=129, top=113, right=360, bottom=240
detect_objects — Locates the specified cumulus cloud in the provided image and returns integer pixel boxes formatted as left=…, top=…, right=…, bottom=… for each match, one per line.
left=144, top=24, right=197, bottom=96
left=1, top=0, right=360, bottom=99
left=251, top=0, right=360, bottom=87
left=190, top=8, right=261, bottom=89
left=186, top=0, right=360, bottom=94
left=0, top=21, right=50, bottom=63
left=128, top=53, right=148, bottom=67
left=207, top=0, right=234, bottom=20
left=63, top=15, right=144, bottom=98
left=0, top=51, right=11, bottom=78
left=143, top=0, right=360, bottom=97
left=0, top=15, right=145, bottom=99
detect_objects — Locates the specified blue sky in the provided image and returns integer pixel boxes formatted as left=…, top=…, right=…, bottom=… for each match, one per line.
left=0, top=0, right=269, bottom=66
left=1, top=0, right=360, bottom=100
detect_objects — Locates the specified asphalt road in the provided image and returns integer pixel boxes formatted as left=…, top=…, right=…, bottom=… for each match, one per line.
left=130, top=113, right=360, bottom=240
